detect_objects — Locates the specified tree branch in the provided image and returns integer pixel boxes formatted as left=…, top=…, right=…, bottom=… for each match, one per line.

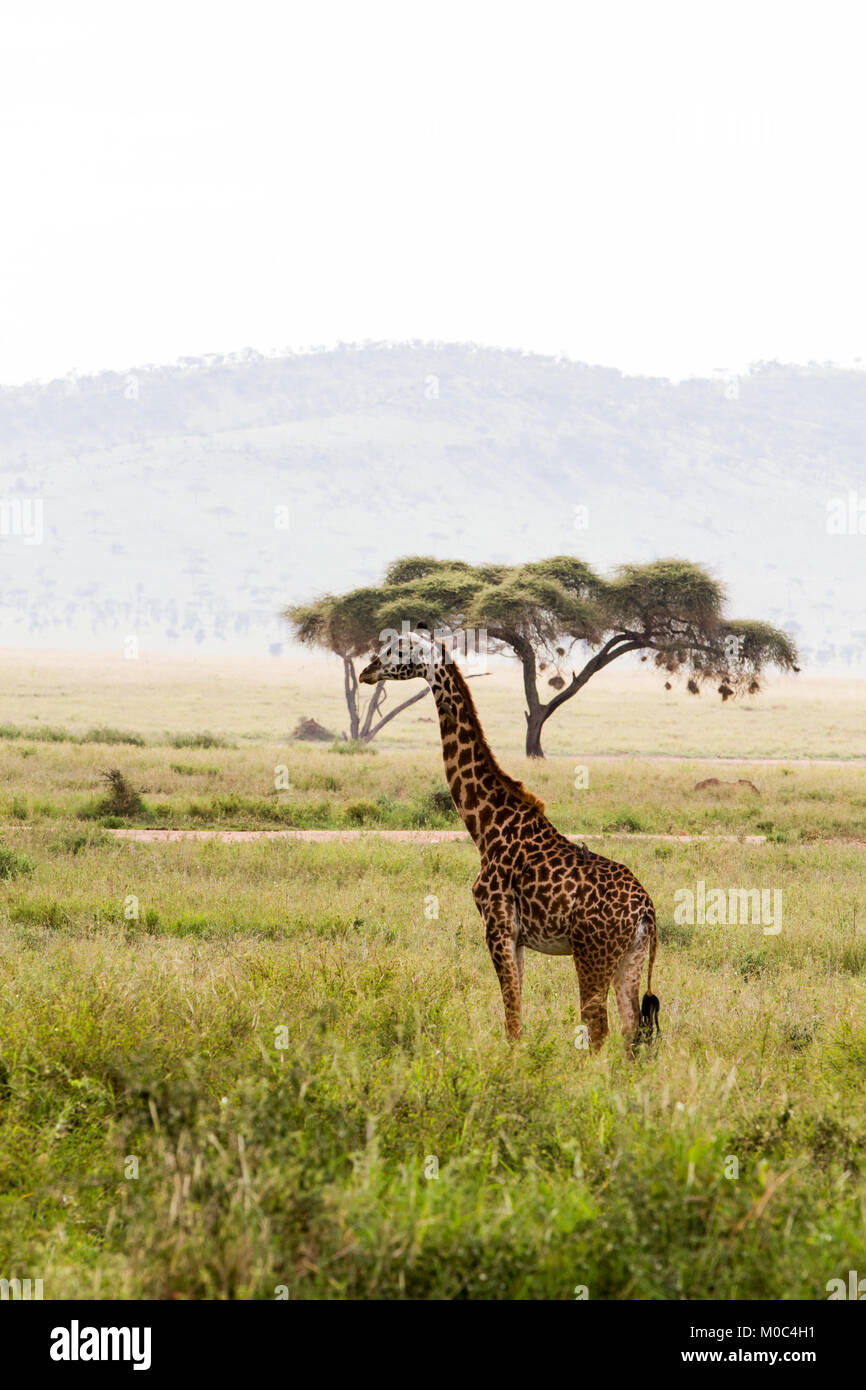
left=366, top=684, right=430, bottom=738
left=541, top=637, right=645, bottom=720
left=360, top=680, right=386, bottom=738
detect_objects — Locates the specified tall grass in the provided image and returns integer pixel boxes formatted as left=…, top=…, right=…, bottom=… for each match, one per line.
left=0, top=831, right=864, bottom=1298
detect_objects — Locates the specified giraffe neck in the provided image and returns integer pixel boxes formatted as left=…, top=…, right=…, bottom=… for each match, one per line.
left=430, top=663, right=540, bottom=850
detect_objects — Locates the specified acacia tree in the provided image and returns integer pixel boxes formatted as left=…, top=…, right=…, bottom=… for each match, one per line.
left=286, top=588, right=431, bottom=742
left=287, top=556, right=798, bottom=755
left=486, top=557, right=798, bottom=755
left=351, top=555, right=799, bottom=757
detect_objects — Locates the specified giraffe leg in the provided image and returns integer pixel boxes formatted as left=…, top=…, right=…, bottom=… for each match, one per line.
left=515, top=941, right=525, bottom=994
left=484, top=919, right=522, bottom=1042
left=574, top=954, right=611, bottom=1052
left=613, top=939, right=646, bottom=1054
left=473, top=881, right=522, bottom=1042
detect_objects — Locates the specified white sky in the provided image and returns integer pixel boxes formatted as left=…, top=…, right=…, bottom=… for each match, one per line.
left=1, top=0, right=864, bottom=384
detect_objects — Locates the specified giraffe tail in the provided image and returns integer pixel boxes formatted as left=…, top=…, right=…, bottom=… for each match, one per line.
left=639, top=910, right=661, bottom=1040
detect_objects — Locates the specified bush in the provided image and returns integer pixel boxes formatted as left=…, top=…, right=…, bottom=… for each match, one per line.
left=409, top=787, right=459, bottom=827
left=658, top=920, right=693, bottom=947
left=10, top=900, right=67, bottom=927
left=0, top=723, right=76, bottom=742
left=0, top=723, right=146, bottom=746
left=344, top=800, right=381, bottom=826
left=738, top=950, right=769, bottom=981
left=602, top=808, right=644, bottom=833
left=170, top=732, right=231, bottom=750
left=427, top=786, right=456, bottom=815
left=81, top=728, right=146, bottom=746
left=49, top=829, right=112, bottom=855
left=0, top=844, right=34, bottom=879
left=98, top=769, right=146, bottom=818
left=299, top=773, right=340, bottom=791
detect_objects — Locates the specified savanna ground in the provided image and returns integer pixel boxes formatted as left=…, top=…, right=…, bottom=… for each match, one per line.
left=0, top=649, right=865, bottom=1299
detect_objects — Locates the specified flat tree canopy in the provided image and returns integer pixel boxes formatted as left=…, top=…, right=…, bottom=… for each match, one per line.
left=287, top=556, right=798, bottom=755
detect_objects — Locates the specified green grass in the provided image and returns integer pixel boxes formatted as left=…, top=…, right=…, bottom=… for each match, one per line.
left=0, top=723, right=146, bottom=746
left=0, top=652, right=864, bottom=1300
left=2, top=737, right=866, bottom=838
left=1, top=829, right=865, bottom=1299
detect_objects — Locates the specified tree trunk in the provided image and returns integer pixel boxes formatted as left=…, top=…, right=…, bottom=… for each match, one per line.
left=342, top=656, right=360, bottom=741
left=360, top=680, right=386, bottom=739
left=515, top=633, right=645, bottom=758
left=525, top=707, right=548, bottom=758
left=500, top=630, right=549, bottom=758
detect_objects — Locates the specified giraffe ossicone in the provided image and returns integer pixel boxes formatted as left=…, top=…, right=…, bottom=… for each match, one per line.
left=359, top=628, right=660, bottom=1050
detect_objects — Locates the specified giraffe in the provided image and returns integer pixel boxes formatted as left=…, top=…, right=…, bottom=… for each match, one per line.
left=359, top=629, right=660, bottom=1051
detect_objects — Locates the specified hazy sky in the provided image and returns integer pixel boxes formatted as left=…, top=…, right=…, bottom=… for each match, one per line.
left=2, top=0, right=864, bottom=384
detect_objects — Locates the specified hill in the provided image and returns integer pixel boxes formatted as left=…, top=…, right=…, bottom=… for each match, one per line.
left=1, top=344, right=863, bottom=665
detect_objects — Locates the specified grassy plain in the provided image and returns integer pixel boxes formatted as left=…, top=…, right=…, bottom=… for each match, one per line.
left=0, top=650, right=865, bottom=1299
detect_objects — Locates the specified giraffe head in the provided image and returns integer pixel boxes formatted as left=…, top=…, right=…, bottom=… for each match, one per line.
left=359, top=624, right=446, bottom=685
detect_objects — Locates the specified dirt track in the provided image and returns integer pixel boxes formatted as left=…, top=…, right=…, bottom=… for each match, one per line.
left=580, top=754, right=866, bottom=766
left=106, top=828, right=769, bottom=845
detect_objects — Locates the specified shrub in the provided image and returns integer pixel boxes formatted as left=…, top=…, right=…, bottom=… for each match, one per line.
left=49, top=829, right=112, bottom=854
left=0, top=724, right=145, bottom=746
left=344, top=800, right=381, bottom=826
left=0, top=844, right=34, bottom=879
left=0, top=723, right=75, bottom=743
left=98, top=769, right=146, bottom=818
left=299, top=773, right=340, bottom=791
left=428, top=786, right=456, bottom=815
left=170, top=732, right=231, bottom=750
left=658, top=920, right=693, bottom=947
left=738, top=950, right=769, bottom=981
left=783, top=1020, right=819, bottom=1052
left=602, top=808, right=644, bottom=833
left=81, top=728, right=146, bottom=746
left=409, top=787, right=459, bottom=827
left=10, top=900, right=66, bottom=927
